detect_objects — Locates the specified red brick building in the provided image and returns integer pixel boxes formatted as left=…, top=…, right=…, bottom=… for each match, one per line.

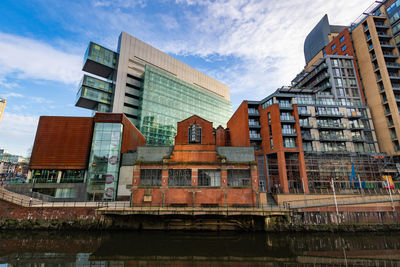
left=131, top=115, right=259, bottom=207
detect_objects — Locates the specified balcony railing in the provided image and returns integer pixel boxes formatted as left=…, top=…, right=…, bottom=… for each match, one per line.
left=316, top=111, right=344, bottom=117
left=249, top=134, right=261, bottom=139
left=298, top=110, right=311, bottom=116
left=319, top=135, right=348, bottom=141
left=302, top=133, right=315, bottom=140
left=347, top=111, right=362, bottom=117
left=352, top=136, right=365, bottom=142
left=317, top=122, right=346, bottom=129
left=299, top=122, right=313, bottom=128
left=279, top=102, right=293, bottom=109
left=282, top=129, right=296, bottom=135
left=280, top=115, right=295, bottom=121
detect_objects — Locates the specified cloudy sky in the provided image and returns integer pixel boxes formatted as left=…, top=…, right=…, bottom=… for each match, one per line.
left=0, top=0, right=373, bottom=156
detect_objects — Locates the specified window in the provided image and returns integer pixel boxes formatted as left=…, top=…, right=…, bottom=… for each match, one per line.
left=227, top=169, right=251, bottom=187
left=140, top=169, right=162, bottom=186
left=198, top=170, right=221, bottom=187
left=168, top=169, right=191, bottom=186
left=340, top=36, right=345, bottom=43
left=331, top=44, right=336, bottom=50
left=335, top=78, right=343, bottom=86
left=341, top=45, right=347, bottom=52
left=284, top=138, right=296, bottom=148
left=268, top=112, right=271, bottom=123
left=270, top=138, right=274, bottom=149
left=333, top=68, right=341, bottom=76
left=333, top=52, right=338, bottom=55
left=332, top=59, right=339, bottom=67
left=188, top=124, right=201, bottom=143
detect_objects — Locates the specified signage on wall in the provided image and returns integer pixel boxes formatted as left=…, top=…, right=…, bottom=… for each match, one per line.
left=109, top=156, right=118, bottom=165
left=104, top=187, right=115, bottom=198
left=105, top=174, right=115, bottom=184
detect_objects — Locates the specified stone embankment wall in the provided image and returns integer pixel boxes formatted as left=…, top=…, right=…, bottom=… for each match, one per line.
left=1, top=199, right=399, bottom=231
left=0, top=200, right=106, bottom=230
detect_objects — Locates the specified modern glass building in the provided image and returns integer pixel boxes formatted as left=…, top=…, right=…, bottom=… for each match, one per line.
left=139, top=65, right=231, bottom=145
left=76, top=32, right=232, bottom=145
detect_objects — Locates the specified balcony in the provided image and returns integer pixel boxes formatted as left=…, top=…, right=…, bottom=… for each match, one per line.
left=279, top=102, right=293, bottom=110
left=248, top=109, right=260, bottom=116
left=375, top=23, right=389, bottom=29
left=294, top=99, right=315, bottom=105
left=347, top=111, right=362, bottom=118
left=386, top=62, right=400, bottom=69
left=282, top=129, right=297, bottom=137
left=380, top=42, right=395, bottom=49
left=317, top=122, right=346, bottom=130
left=383, top=52, right=398, bottom=59
left=352, top=136, right=365, bottom=142
left=389, top=73, right=400, bottom=80
left=298, top=110, right=311, bottom=117
left=392, top=83, right=400, bottom=91
left=318, top=82, right=332, bottom=91
left=377, top=32, right=392, bottom=39
left=249, top=133, right=262, bottom=141
left=320, top=146, right=347, bottom=153
left=296, top=63, right=328, bottom=87
left=280, top=115, right=296, bottom=123
left=83, top=42, right=118, bottom=78
left=248, top=121, right=261, bottom=128
left=316, top=111, right=344, bottom=118
left=319, top=135, right=349, bottom=142
left=302, top=133, right=315, bottom=141
left=299, top=121, right=313, bottom=128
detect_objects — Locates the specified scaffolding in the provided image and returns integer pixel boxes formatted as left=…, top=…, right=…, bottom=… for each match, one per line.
left=264, top=151, right=399, bottom=193
left=304, top=152, right=398, bottom=190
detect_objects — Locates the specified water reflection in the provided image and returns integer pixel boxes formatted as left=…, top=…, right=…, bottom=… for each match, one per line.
left=0, top=231, right=399, bottom=266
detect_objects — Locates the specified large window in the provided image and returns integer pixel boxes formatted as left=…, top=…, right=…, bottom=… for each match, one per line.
left=227, top=169, right=251, bottom=187
left=31, top=169, right=58, bottom=183
left=168, top=169, right=191, bottom=186
left=140, top=169, right=162, bottom=186
left=198, top=170, right=221, bottom=187
left=188, top=124, right=201, bottom=143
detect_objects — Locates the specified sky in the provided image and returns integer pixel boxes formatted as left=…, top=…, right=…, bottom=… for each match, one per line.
left=0, top=0, right=373, bottom=156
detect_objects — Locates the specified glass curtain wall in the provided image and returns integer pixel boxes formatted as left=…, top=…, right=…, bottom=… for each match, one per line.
left=87, top=123, right=123, bottom=201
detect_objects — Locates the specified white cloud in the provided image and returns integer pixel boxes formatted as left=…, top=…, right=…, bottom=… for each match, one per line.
left=2, top=92, right=23, bottom=98
left=0, top=113, right=39, bottom=156
left=0, top=32, right=82, bottom=84
left=156, top=0, right=373, bottom=103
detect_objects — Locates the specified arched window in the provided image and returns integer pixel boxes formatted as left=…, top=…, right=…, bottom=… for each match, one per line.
left=188, top=124, right=201, bottom=143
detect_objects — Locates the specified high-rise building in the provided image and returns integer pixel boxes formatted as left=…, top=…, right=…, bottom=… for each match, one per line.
left=76, top=32, right=232, bottom=145
left=0, top=98, right=6, bottom=125
left=351, top=1, right=400, bottom=156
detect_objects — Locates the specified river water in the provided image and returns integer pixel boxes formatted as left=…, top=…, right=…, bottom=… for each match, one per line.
left=0, top=230, right=399, bottom=266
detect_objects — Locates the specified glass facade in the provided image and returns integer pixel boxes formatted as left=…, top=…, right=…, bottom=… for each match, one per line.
left=87, top=123, right=123, bottom=201
left=138, top=65, right=232, bottom=145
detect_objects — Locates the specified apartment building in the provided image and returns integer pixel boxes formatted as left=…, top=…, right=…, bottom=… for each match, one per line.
left=0, top=98, right=6, bottom=125
left=351, top=0, right=400, bottom=156
left=76, top=32, right=232, bottom=146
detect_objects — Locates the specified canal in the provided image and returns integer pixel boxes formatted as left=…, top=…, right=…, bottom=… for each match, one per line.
left=0, top=230, right=399, bottom=266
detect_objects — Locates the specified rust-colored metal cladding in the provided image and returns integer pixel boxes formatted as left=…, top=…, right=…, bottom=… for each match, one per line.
left=30, top=116, right=94, bottom=169
left=94, top=113, right=146, bottom=152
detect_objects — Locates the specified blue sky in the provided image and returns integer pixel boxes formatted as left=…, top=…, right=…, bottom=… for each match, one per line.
left=0, top=0, right=372, bottom=156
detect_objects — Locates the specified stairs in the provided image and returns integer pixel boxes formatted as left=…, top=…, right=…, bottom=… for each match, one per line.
left=266, top=193, right=279, bottom=207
